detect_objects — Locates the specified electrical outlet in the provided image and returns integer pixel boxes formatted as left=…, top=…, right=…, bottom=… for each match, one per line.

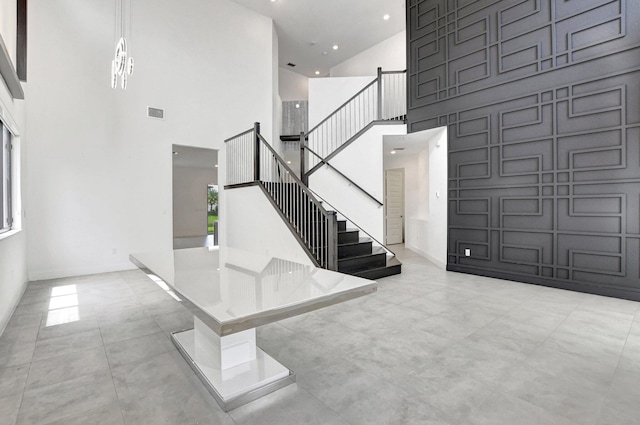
left=464, top=249, right=471, bottom=257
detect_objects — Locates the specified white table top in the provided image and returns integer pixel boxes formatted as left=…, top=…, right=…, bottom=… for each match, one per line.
left=130, top=247, right=377, bottom=336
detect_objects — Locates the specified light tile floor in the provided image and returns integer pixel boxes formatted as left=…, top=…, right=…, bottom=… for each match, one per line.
left=173, top=235, right=216, bottom=250
left=1, top=245, right=639, bottom=424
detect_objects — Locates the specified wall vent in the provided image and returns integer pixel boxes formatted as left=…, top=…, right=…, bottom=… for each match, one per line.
left=147, top=106, right=165, bottom=120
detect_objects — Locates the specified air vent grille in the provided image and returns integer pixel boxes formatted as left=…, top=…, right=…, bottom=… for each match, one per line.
left=147, top=107, right=165, bottom=120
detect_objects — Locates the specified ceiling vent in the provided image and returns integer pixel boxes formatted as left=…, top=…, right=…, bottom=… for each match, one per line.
left=287, top=62, right=296, bottom=67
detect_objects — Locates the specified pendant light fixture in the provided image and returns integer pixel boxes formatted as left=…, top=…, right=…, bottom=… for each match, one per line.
left=111, top=0, right=134, bottom=89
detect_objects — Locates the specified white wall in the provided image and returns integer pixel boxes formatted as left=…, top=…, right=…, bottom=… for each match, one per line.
left=308, top=76, right=375, bottom=129
left=173, top=166, right=217, bottom=238
left=279, top=67, right=308, bottom=101
left=25, top=0, right=275, bottom=280
left=384, top=128, right=448, bottom=268
left=225, top=185, right=314, bottom=266
left=0, top=0, right=28, bottom=334
left=385, top=149, right=428, bottom=221
left=330, top=31, right=406, bottom=77
left=0, top=0, right=17, bottom=64
left=309, top=124, right=406, bottom=242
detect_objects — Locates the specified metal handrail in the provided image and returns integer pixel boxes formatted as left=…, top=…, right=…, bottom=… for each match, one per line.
left=225, top=127, right=256, bottom=187
left=302, top=143, right=383, bottom=206
left=257, top=133, right=328, bottom=214
left=303, top=68, right=406, bottom=180
left=225, top=68, right=406, bottom=269
left=306, top=78, right=378, bottom=135
left=225, top=123, right=338, bottom=270
left=306, top=186, right=397, bottom=259
left=224, top=128, right=254, bottom=143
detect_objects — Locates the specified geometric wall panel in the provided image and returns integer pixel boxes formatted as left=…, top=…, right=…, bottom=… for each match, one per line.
left=409, top=0, right=639, bottom=108
left=408, top=0, right=640, bottom=300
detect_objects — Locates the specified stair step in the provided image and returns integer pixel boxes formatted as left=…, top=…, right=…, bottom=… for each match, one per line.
left=338, top=252, right=386, bottom=273
left=338, top=240, right=373, bottom=259
left=259, top=180, right=402, bottom=279
left=352, top=257, right=402, bottom=280
left=338, top=230, right=359, bottom=244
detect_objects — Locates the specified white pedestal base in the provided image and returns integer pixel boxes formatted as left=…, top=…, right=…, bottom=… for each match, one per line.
left=171, top=320, right=294, bottom=411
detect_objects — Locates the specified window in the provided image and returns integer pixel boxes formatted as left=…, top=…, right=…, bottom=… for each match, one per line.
left=0, top=122, right=12, bottom=234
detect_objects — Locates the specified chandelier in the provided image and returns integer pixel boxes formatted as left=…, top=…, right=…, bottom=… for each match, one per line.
left=111, top=0, right=134, bottom=89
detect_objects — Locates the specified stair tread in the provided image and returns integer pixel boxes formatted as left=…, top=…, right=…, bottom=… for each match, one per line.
left=351, top=257, right=402, bottom=279
left=342, top=246, right=386, bottom=257
left=338, top=237, right=372, bottom=247
left=338, top=250, right=386, bottom=262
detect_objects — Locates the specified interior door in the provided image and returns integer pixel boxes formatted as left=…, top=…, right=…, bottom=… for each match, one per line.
left=385, top=168, right=404, bottom=245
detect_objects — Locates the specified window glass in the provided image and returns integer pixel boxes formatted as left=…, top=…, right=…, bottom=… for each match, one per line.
left=1, top=123, right=12, bottom=233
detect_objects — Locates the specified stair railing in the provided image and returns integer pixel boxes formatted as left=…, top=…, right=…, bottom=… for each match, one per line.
left=305, top=78, right=377, bottom=171
left=303, top=68, right=406, bottom=174
left=380, top=70, right=407, bottom=121
left=300, top=140, right=383, bottom=206
left=306, top=188, right=397, bottom=261
left=225, top=123, right=338, bottom=271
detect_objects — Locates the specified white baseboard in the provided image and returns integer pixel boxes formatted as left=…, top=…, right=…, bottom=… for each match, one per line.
left=28, top=262, right=137, bottom=282
left=404, top=244, right=446, bottom=270
left=0, top=280, right=28, bottom=338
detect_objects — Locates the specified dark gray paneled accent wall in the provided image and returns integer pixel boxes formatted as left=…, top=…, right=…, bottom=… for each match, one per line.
left=407, top=0, right=640, bottom=300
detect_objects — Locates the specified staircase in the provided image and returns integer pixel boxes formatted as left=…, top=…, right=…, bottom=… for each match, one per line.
left=224, top=67, right=407, bottom=280
left=225, top=123, right=401, bottom=279
left=265, top=180, right=401, bottom=279
left=336, top=219, right=401, bottom=279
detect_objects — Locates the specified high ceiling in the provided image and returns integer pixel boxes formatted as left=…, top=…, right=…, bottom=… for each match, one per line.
left=231, top=0, right=406, bottom=77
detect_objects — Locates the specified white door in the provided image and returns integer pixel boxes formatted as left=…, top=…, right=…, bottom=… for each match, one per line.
left=385, top=168, right=404, bottom=245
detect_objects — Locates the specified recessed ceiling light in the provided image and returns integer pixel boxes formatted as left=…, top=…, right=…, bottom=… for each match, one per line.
left=332, top=45, right=339, bottom=50
left=287, top=161, right=292, bottom=164
left=172, top=151, right=178, bottom=155
left=270, top=0, right=276, bottom=2
left=214, top=164, right=218, bottom=168
left=295, top=103, right=300, bottom=108
left=390, top=150, right=397, bottom=154
left=383, top=14, right=390, bottom=20
left=315, top=71, right=320, bottom=75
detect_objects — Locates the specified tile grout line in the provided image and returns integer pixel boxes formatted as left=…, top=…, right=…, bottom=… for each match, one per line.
left=97, top=287, right=130, bottom=425
left=493, top=300, right=611, bottom=425
left=10, top=281, right=42, bottom=425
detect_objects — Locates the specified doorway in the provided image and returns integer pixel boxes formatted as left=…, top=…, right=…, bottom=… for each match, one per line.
left=207, top=184, right=218, bottom=245
left=385, top=168, right=404, bottom=245
left=172, top=145, right=219, bottom=249
left=382, top=127, right=448, bottom=268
